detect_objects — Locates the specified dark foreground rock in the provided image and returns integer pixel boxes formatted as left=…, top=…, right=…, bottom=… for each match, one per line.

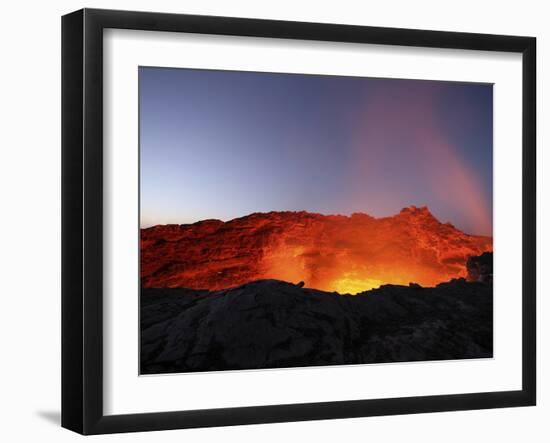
left=141, top=279, right=492, bottom=374
left=467, top=252, right=493, bottom=283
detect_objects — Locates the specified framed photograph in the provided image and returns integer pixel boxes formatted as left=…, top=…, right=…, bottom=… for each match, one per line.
left=62, top=8, right=536, bottom=434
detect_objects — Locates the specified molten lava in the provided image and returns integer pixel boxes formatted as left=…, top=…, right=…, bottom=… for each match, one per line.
left=140, top=206, right=492, bottom=294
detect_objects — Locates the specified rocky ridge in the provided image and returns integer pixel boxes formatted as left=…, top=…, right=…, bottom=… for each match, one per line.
left=141, top=275, right=493, bottom=374
left=141, top=207, right=492, bottom=292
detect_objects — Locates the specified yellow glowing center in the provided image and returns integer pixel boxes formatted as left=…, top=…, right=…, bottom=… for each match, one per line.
left=330, top=275, right=385, bottom=295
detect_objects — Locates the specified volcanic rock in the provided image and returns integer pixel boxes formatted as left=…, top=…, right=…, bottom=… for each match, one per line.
left=467, top=251, right=493, bottom=283
left=141, top=207, right=492, bottom=292
left=141, top=277, right=493, bottom=374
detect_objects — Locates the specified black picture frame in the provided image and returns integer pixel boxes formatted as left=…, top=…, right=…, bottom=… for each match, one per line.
left=62, top=8, right=536, bottom=435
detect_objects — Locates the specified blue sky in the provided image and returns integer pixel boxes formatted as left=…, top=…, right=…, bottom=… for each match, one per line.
left=139, top=67, right=493, bottom=235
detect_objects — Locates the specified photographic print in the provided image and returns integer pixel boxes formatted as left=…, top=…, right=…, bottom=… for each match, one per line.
left=139, top=67, right=494, bottom=375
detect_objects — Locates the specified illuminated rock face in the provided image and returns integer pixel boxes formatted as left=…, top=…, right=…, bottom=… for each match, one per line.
left=140, top=206, right=492, bottom=293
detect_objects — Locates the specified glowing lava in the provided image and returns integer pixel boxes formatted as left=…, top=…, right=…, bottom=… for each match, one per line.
left=140, top=207, right=492, bottom=294
left=331, top=275, right=385, bottom=294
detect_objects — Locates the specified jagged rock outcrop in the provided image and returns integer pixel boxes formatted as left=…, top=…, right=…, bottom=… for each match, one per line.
left=467, top=252, right=493, bottom=283
left=141, top=207, right=492, bottom=293
left=141, top=277, right=493, bottom=374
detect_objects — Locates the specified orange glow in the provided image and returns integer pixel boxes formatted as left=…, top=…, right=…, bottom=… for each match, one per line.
left=141, top=209, right=493, bottom=294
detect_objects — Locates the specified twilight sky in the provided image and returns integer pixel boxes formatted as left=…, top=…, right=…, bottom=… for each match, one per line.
left=139, top=67, right=493, bottom=236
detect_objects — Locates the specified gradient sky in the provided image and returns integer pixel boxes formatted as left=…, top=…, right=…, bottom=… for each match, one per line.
left=139, top=67, right=493, bottom=236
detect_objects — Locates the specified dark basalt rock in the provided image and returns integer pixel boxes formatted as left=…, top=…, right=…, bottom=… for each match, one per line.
left=467, top=252, right=493, bottom=283
left=141, top=278, right=493, bottom=374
